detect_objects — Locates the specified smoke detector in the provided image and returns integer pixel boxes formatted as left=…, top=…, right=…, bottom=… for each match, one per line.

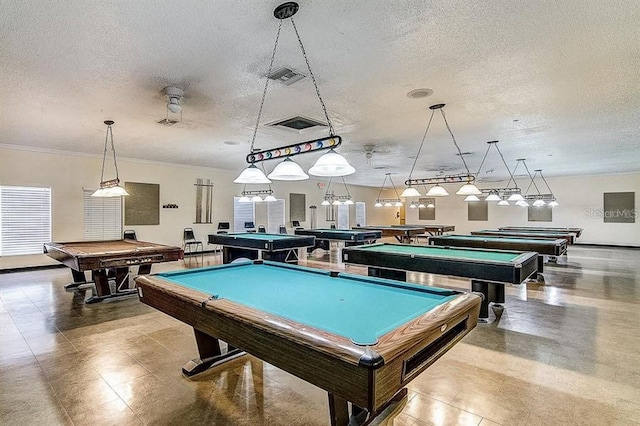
left=164, top=86, right=184, bottom=113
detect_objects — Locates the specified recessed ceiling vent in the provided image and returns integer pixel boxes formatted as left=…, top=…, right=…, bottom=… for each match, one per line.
left=267, top=67, right=306, bottom=85
left=267, top=116, right=327, bottom=131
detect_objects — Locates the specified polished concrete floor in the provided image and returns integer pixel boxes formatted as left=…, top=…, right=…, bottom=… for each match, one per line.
left=1, top=245, right=640, bottom=425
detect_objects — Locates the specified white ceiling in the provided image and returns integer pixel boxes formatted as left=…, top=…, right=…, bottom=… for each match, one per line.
left=1, top=0, right=639, bottom=187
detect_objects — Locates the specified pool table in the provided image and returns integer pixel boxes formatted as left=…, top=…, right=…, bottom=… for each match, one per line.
left=428, top=234, right=568, bottom=271
left=471, top=229, right=576, bottom=244
left=342, top=243, right=538, bottom=321
left=43, top=239, right=183, bottom=304
left=294, top=228, right=382, bottom=252
left=354, top=225, right=426, bottom=243
left=498, top=226, right=583, bottom=238
left=393, top=224, right=456, bottom=236
left=207, top=233, right=315, bottom=264
left=135, top=261, right=481, bottom=426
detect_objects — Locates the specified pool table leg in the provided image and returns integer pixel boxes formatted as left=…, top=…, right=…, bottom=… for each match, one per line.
left=64, top=269, right=89, bottom=290
left=537, top=256, right=545, bottom=273
left=182, top=328, right=245, bottom=377
left=471, top=280, right=504, bottom=323
left=328, top=387, right=408, bottom=425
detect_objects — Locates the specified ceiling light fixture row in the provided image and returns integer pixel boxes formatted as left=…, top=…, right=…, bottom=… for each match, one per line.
left=234, top=2, right=354, bottom=185
left=238, top=186, right=277, bottom=203
left=404, top=173, right=478, bottom=198
left=469, top=140, right=521, bottom=204
left=400, top=103, right=481, bottom=198
left=91, top=120, right=129, bottom=197
left=408, top=198, right=436, bottom=209
left=524, top=167, right=559, bottom=207
left=374, top=173, right=403, bottom=207
left=503, top=159, right=558, bottom=208
left=321, top=177, right=355, bottom=206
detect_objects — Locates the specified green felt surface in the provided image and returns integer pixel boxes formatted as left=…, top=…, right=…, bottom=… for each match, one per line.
left=357, top=244, right=521, bottom=262
left=439, top=235, right=557, bottom=245
left=158, top=262, right=453, bottom=345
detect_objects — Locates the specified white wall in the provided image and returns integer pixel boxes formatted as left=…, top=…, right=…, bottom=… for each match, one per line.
left=404, top=173, right=640, bottom=246
left=0, top=146, right=395, bottom=267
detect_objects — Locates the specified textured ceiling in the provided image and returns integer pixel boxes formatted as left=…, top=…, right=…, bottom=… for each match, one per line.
left=1, top=0, right=639, bottom=187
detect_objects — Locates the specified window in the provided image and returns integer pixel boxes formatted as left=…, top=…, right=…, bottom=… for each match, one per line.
left=355, top=202, right=366, bottom=227
left=233, top=197, right=255, bottom=232
left=266, top=199, right=285, bottom=233
left=83, top=189, right=122, bottom=240
left=0, top=186, right=52, bottom=256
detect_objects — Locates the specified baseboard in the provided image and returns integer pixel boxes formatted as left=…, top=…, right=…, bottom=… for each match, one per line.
left=574, top=243, right=640, bottom=249
left=0, top=264, right=67, bottom=274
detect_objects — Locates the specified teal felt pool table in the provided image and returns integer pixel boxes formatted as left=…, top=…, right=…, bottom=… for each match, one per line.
left=135, top=261, right=481, bottom=426
left=429, top=234, right=568, bottom=270
left=342, top=243, right=538, bottom=321
left=207, top=232, right=315, bottom=264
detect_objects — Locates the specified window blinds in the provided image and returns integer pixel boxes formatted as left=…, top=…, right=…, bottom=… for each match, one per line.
left=0, top=186, right=52, bottom=256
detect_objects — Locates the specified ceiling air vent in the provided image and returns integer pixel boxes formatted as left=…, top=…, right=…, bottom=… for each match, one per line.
left=267, top=67, right=306, bottom=85
left=267, top=116, right=327, bottom=131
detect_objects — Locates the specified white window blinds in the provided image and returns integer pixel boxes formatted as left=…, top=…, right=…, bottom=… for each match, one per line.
left=266, top=199, right=285, bottom=233
left=233, top=197, right=256, bottom=232
left=355, top=202, right=366, bottom=227
left=83, top=189, right=122, bottom=240
left=337, top=204, right=350, bottom=229
left=0, top=186, right=52, bottom=256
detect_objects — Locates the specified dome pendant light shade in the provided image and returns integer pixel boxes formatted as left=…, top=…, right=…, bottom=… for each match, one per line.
left=264, top=195, right=277, bottom=202
left=268, top=158, right=309, bottom=181
left=251, top=195, right=263, bottom=202
left=532, top=199, right=546, bottom=207
left=400, top=186, right=422, bottom=198
left=464, top=195, right=480, bottom=202
left=456, top=182, right=482, bottom=196
left=384, top=202, right=393, bottom=207
left=332, top=200, right=342, bottom=206
left=238, top=196, right=252, bottom=203
left=321, top=200, right=331, bottom=206
left=234, top=164, right=272, bottom=184
left=394, top=201, right=403, bottom=207
left=344, top=199, right=354, bottom=205
left=308, top=149, right=355, bottom=177
left=508, top=193, right=524, bottom=201
left=374, top=201, right=383, bottom=207
left=485, top=193, right=501, bottom=202
left=426, top=184, right=449, bottom=197
left=497, top=199, right=510, bottom=206
left=548, top=200, right=559, bottom=207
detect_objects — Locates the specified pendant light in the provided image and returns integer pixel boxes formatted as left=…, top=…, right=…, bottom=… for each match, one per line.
left=92, top=121, right=129, bottom=197
left=234, top=3, right=353, bottom=183
left=267, top=157, right=309, bottom=181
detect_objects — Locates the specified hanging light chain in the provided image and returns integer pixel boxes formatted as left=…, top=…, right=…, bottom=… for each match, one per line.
left=100, top=122, right=121, bottom=184
left=539, top=171, right=555, bottom=196
left=494, top=143, right=519, bottom=189
left=522, top=160, right=542, bottom=195
left=249, top=20, right=284, bottom=154
left=341, top=177, right=352, bottom=199
left=439, top=109, right=471, bottom=175
left=290, top=17, right=335, bottom=135
left=407, top=108, right=436, bottom=180
left=376, top=174, right=389, bottom=200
